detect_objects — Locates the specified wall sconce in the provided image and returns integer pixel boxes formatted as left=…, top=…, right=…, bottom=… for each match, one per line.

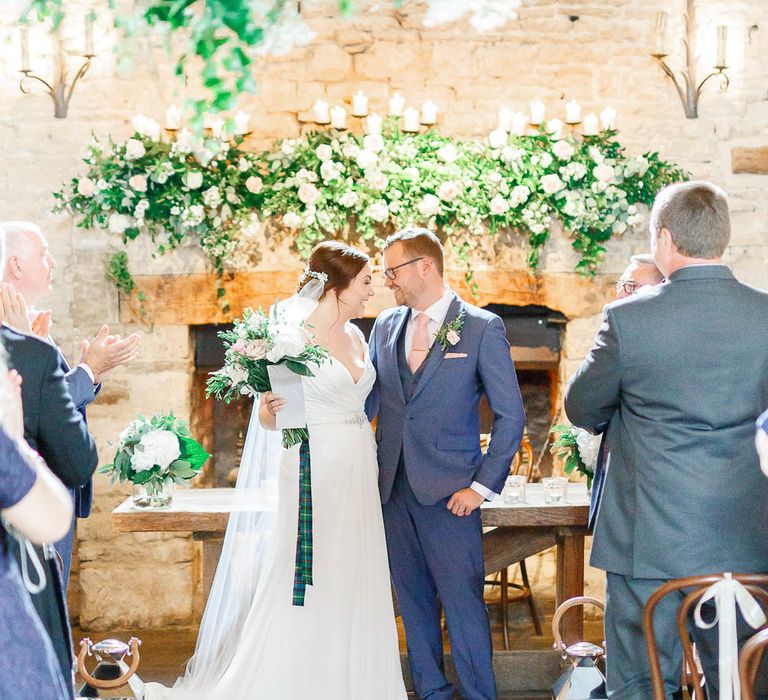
left=650, top=0, right=729, bottom=119
left=18, top=15, right=96, bottom=119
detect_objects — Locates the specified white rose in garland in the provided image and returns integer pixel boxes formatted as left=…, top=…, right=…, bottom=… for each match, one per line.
left=363, top=133, right=385, bottom=154
left=246, top=176, right=263, bottom=194
left=593, top=163, right=616, bottom=183
left=185, top=171, right=204, bottom=189
left=282, top=212, right=302, bottom=229
left=108, top=213, right=132, bottom=234
left=365, top=200, right=389, bottom=223
left=298, top=183, right=321, bottom=206
left=339, top=191, right=359, bottom=208
left=366, top=170, right=389, bottom=191
left=129, top=174, right=148, bottom=192
left=315, top=144, right=333, bottom=162
left=552, top=140, right=575, bottom=161
left=131, top=114, right=161, bottom=141
left=203, top=186, right=222, bottom=208
left=125, top=138, right=145, bottom=160
left=355, top=149, right=378, bottom=170
left=418, top=194, right=441, bottom=218
left=320, top=161, right=342, bottom=183
left=438, top=181, right=461, bottom=202
left=490, top=194, right=509, bottom=215
left=488, top=129, right=508, bottom=150
left=541, top=174, right=565, bottom=194
left=77, top=177, right=95, bottom=196
left=437, top=143, right=459, bottom=162
left=131, top=429, right=181, bottom=473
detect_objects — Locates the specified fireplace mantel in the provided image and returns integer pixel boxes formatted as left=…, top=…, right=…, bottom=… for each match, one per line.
left=120, top=269, right=615, bottom=325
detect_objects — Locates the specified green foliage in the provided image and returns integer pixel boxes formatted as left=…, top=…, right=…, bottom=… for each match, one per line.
left=99, top=410, right=211, bottom=489
left=550, top=424, right=596, bottom=488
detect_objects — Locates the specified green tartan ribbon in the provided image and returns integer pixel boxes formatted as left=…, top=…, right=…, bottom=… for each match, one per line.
left=292, top=437, right=313, bottom=606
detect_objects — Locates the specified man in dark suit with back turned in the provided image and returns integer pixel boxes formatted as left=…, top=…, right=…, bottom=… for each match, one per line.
left=565, top=181, right=768, bottom=699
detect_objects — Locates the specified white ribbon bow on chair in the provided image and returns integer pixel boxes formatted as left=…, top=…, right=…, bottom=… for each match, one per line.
left=693, top=572, right=767, bottom=700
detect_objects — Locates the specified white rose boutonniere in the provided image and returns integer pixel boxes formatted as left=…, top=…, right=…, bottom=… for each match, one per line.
left=435, top=310, right=465, bottom=351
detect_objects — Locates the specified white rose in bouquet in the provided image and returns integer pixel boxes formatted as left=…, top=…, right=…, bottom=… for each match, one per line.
left=574, top=427, right=601, bottom=468
left=246, top=176, right=263, bottom=194
left=282, top=212, right=302, bottom=229
left=129, top=175, right=148, bottom=192
left=341, top=141, right=360, bottom=159
left=366, top=170, right=389, bottom=191
left=339, top=191, right=359, bottom=208
left=225, top=364, right=249, bottom=385
left=186, top=171, right=204, bottom=189
left=509, top=185, right=531, bottom=207
left=76, top=177, right=96, bottom=197
left=593, top=163, right=616, bottom=183
left=267, top=325, right=307, bottom=363
left=125, top=138, right=146, bottom=160
left=540, top=174, right=565, bottom=194
left=539, top=152, right=553, bottom=169
left=489, top=194, right=510, bottom=215
left=131, top=430, right=181, bottom=473
left=418, top=194, right=441, bottom=218
left=355, top=149, right=378, bottom=171
left=552, top=140, right=575, bottom=161
left=315, top=144, right=333, bottom=162
left=363, top=133, right=385, bottom=154
left=298, top=183, right=321, bottom=205
left=203, top=186, right=222, bottom=208
left=438, top=181, right=461, bottom=202
left=402, top=166, right=420, bottom=182
left=238, top=157, right=251, bottom=172
left=320, top=161, right=342, bottom=183
left=488, top=129, right=508, bottom=150
left=437, top=143, right=458, bottom=162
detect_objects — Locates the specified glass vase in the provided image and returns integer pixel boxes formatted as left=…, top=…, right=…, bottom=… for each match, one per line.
left=131, top=480, right=173, bottom=509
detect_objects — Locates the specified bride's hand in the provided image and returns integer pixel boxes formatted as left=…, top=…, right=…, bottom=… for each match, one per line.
left=263, top=392, right=286, bottom=417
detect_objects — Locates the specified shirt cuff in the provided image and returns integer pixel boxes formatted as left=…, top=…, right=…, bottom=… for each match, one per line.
left=78, top=363, right=96, bottom=384
left=470, top=481, right=498, bottom=502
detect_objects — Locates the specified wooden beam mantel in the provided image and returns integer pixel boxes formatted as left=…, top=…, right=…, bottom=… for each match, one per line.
left=732, top=146, right=768, bottom=175
left=118, top=268, right=616, bottom=326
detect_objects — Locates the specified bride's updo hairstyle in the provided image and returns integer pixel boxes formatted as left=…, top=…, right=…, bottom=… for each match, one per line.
left=297, top=241, right=369, bottom=297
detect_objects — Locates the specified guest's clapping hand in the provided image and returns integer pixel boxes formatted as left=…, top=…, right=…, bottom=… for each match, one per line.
left=79, top=325, right=142, bottom=383
left=30, top=309, right=52, bottom=338
left=447, top=487, right=485, bottom=517
left=0, top=283, right=32, bottom=334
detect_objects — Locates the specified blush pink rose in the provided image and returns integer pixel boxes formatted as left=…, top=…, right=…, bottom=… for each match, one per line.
left=446, top=330, right=460, bottom=345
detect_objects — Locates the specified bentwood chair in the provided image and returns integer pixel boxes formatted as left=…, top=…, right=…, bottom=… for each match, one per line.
left=642, top=573, right=768, bottom=700
left=483, top=430, right=542, bottom=649
left=740, top=628, right=768, bottom=700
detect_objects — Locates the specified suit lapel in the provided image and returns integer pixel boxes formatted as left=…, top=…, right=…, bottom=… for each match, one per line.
left=410, top=295, right=463, bottom=403
left=385, top=307, right=409, bottom=404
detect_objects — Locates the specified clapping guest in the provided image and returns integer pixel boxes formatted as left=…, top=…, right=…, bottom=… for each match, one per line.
left=0, top=364, right=75, bottom=699
left=757, top=409, right=768, bottom=477
left=1, top=220, right=141, bottom=581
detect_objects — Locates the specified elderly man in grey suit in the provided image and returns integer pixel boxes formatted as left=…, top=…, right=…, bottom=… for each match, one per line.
left=565, top=181, right=768, bottom=699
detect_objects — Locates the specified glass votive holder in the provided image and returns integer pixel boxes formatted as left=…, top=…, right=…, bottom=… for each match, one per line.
left=503, top=474, right=527, bottom=504
left=542, top=476, right=568, bottom=504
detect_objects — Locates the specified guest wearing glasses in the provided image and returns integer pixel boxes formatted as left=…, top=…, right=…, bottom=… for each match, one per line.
left=0, top=364, right=75, bottom=699
left=615, top=253, right=664, bottom=299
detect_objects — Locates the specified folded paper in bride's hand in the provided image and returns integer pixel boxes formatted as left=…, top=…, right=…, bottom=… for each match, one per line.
left=267, top=365, right=307, bottom=429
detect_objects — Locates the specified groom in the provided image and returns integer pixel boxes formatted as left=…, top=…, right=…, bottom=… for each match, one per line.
left=367, top=227, right=526, bottom=700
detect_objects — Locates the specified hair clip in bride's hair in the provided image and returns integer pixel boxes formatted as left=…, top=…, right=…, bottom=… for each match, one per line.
left=300, top=266, right=329, bottom=285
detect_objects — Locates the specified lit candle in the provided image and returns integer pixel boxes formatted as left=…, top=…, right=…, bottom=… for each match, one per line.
left=20, top=26, right=30, bottom=72
left=365, top=113, right=383, bottom=135
left=352, top=90, right=368, bottom=117
left=388, top=92, right=405, bottom=117
left=313, top=99, right=330, bottom=124
left=330, top=106, right=347, bottom=129
left=546, top=118, right=564, bottom=140
left=498, top=107, right=514, bottom=132
left=421, top=100, right=438, bottom=125
left=211, top=117, right=225, bottom=139
left=402, top=107, right=420, bottom=132
left=582, top=113, right=599, bottom=136
left=565, top=99, right=581, bottom=124
left=716, top=25, right=728, bottom=68
left=85, top=13, right=94, bottom=56
left=234, top=110, right=250, bottom=135
left=600, top=107, right=617, bottom=131
left=510, top=111, right=528, bottom=136
left=165, top=105, right=182, bottom=130
left=530, top=99, right=546, bottom=125
left=654, top=12, right=668, bottom=55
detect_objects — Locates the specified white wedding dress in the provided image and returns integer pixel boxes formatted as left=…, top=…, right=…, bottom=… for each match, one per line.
left=144, top=329, right=407, bottom=700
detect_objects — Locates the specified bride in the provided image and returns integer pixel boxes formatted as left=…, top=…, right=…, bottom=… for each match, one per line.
left=144, top=242, right=406, bottom=699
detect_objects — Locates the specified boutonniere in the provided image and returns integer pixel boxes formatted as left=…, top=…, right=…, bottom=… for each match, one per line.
left=435, top=310, right=465, bottom=350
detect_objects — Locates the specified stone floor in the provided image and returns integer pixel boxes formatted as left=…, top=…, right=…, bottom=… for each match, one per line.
left=73, top=591, right=605, bottom=699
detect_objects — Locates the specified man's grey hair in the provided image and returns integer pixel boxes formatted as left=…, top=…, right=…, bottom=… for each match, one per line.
left=629, top=253, right=664, bottom=284
left=2, top=221, right=42, bottom=261
left=649, top=181, right=730, bottom=258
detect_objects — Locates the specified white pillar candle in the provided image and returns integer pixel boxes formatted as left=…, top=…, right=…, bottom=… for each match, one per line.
left=600, top=107, right=617, bottom=130
left=313, top=99, right=330, bottom=124
left=20, top=26, right=30, bottom=72
left=403, top=107, right=420, bottom=132
left=582, top=113, right=599, bottom=136
left=530, top=100, right=546, bottom=125
left=365, top=113, right=383, bottom=135
left=352, top=90, right=368, bottom=117
left=654, top=12, right=668, bottom=55
left=233, top=110, right=250, bottom=135
left=565, top=99, right=581, bottom=124
left=421, top=100, right=438, bottom=125
left=716, top=25, right=728, bottom=68
left=388, top=92, right=405, bottom=117
left=165, top=105, right=182, bottom=130
left=510, top=111, right=528, bottom=136
left=498, top=107, right=514, bottom=132
left=546, top=118, right=564, bottom=140
left=330, top=106, right=347, bottom=129
left=203, top=112, right=215, bottom=130
left=85, top=14, right=95, bottom=56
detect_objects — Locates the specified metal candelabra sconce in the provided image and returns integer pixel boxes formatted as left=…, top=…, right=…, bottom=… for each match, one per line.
left=18, top=17, right=96, bottom=119
left=650, top=0, right=730, bottom=119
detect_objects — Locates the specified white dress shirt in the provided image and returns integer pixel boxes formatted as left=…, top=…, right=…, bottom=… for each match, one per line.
left=406, top=287, right=499, bottom=502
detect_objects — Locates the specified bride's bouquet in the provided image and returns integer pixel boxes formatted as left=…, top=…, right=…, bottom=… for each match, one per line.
left=550, top=424, right=601, bottom=488
left=205, top=306, right=329, bottom=447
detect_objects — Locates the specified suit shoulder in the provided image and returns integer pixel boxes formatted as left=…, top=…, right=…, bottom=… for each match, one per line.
left=374, top=306, right=404, bottom=327
left=0, top=326, right=58, bottom=366
left=458, top=300, right=497, bottom=324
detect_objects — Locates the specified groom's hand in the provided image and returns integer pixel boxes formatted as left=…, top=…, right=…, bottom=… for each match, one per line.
left=447, top=488, right=485, bottom=517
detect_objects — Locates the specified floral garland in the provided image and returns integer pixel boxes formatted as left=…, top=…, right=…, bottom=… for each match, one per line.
left=53, top=115, right=686, bottom=300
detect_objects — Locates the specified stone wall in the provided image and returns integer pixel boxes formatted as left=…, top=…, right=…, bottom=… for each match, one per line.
left=0, top=0, right=766, bottom=629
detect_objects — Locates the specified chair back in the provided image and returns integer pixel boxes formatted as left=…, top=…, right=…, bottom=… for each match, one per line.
left=511, top=430, right=534, bottom=480
left=740, top=627, right=768, bottom=700
left=642, top=573, right=768, bottom=700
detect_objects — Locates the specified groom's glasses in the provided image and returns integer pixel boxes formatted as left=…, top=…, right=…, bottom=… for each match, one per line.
left=383, top=257, right=424, bottom=280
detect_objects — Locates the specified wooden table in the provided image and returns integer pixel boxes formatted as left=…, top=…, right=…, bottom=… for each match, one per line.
left=112, top=483, right=589, bottom=639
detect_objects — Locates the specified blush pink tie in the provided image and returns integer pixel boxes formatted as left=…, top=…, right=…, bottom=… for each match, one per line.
left=408, top=313, right=431, bottom=373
